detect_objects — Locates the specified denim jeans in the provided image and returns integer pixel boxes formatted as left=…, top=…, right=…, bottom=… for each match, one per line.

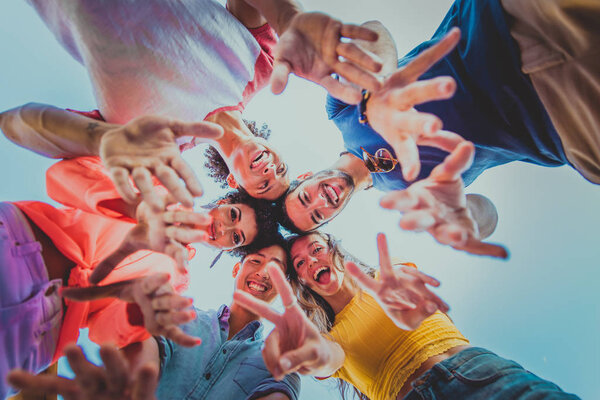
left=403, top=347, right=580, bottom=400
left=0, top=202, right=63, bottom=399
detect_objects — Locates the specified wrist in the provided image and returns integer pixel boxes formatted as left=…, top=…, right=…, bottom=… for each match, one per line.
left=358, top=90, right=372, bottom=126
left=274, top=4, right=302, bottom=35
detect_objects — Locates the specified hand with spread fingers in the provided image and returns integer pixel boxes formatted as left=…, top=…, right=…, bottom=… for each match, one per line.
left=233, top=264, right=344, bottom=380
left=100, top=115, right=223, bottom=211
left=8, top=345, right=158, bottom=400
left=89, top=196, right=211, bottom=285
left=63, top=273, right=201, bottom=347
left=380, top=141, right=508, bottom=258
left=271, top=12, right=384, bottom=104
left=365, top=27, right=466, bottom=181
left=346, top=233, right=449, bottom=330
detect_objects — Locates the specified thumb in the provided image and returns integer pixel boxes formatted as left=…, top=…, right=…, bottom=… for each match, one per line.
left=170, top=120, right=224, bottom=140
left=89, top=229, right=144, bottom=284
left=270, top=61, right=292, bottom=95
left=61, top=278, right=137, bottom=302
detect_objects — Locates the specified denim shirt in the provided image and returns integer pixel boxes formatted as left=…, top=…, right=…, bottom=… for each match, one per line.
left=155, top=305, right=300, bottom=400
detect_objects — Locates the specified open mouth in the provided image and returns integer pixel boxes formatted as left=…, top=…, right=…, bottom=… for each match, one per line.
left=322, top=184, right=340, bottom=206
left=250, top=150, right=269, bottom=171
left=312, top=266, right=332, bottom=285
left=246, top=280, right=270, bottom=294
left=208, top=222, right=216, bottom=241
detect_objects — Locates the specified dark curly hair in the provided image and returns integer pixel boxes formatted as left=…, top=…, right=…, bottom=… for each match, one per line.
left=206, top=190, right=280, bottom=259
left=238, top=230, right=288, bottom=262
left=204, top=120, right=271, bottom=188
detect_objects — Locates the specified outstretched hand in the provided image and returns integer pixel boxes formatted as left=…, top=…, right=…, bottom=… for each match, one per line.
left=380, top=141, right=508, bottom=258
left=100, top=115, right=223, bottom=211
left=366, top=27, right=465, bottom=181
left=64, top=273, right=201, bottom=347
left=233, top=264, right=340, bottom=380
left=89, top=196, right=211, bottom=285
left=8, top=345, right=158, bottom=400
left=271, top=12, right=383, bottom=104
left=346, top=233, right=448, bottom=330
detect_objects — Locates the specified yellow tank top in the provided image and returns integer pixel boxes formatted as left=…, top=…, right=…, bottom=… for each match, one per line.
left=329, top=292, right=469, bottom=400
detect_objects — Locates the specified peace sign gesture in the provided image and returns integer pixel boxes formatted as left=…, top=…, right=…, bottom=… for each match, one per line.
left=380, top=142, right=508, bottom=258
left=365, top=27, right=466, bottom=181
left=233, top=264, right=345, bottom=380
left=346, top=233, right=448, bottom=330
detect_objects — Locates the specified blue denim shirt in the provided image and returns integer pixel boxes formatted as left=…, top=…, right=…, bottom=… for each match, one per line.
left=155, top=305, right=300, bottom=400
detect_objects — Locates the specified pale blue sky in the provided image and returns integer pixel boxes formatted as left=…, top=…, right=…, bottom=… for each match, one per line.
left=1, top=1, right=598, bottom=399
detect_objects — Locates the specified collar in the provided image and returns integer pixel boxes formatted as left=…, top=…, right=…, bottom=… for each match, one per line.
left=218, top=305, right=263, bottom=341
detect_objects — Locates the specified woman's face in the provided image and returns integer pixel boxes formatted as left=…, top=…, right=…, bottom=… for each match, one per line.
left=230, top=137, right=290, bottom=200
left=207, top=203, right=258, bottom=249
left=290, top=233, right=345, bottom=297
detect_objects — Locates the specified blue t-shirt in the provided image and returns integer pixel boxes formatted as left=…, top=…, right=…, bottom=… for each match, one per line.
left=155, top=305, right=300, bottom=400
left=327, top=0, right=569, bottom=191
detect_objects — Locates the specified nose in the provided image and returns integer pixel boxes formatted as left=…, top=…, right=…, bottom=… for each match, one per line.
left=262, top=162, right=276, bottom=177
left=313, top=191, right=329, bottom=208
left=255, top=265, right=270, bottom=279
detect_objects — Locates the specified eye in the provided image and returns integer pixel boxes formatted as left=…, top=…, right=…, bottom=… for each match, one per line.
left=259, top=181, right=269, bottom=190
left=232, top=232, right=241, bottom=246
left=295, top=259, right=305, bottom=269
left=312, top=246, right=323, bottom=255
left=250, top=258, right=260, bottom=264
left=276, top=163, right=287, bottom=175
left=314, top=210, right=323, bottom=221
left=230, top=208, right=238, bottom=222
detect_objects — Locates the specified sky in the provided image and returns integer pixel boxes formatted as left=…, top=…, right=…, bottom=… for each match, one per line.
left=0, top=1, right=598, bottom=399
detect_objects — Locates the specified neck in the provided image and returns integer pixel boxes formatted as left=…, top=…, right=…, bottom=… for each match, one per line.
left=206, top=110, right=254, bottom=161
left=227, top=301, right=260, bottom=340
left=322, top=274, right=359, bottom=315
left=331, top=153, right=372, bottom=192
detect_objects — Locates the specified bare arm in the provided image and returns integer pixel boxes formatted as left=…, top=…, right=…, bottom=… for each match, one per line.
left=466, top=194, right=498, bottom=239
left=229, top=0, right=301, bottom=35
left=0, top=102, right=116, bottom=158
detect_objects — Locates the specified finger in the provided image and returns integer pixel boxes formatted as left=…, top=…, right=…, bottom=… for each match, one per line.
left=152, top=293, right=193, bottom=311
left=154, top=165, right=194, bottom=209
left=163, top=325, right=202, bottom=348
left=319, top=74, right=363, bottom=104
left=333, top=61, right=382, bottom=93
left=430, top=141, right=475, bottom=182
left=141, top=273, right=172, bottom=296
left=170, top=157, right=204, bottom=198
left=132, top=363, right=159, bottom=400
left=89, top=233, right=142, bottom=284
left=398, top=210, right=436, bottom=231
left=400, top=266, right=441, bottom=287
left=454, top=238, right=509, bottom=259
left=380, top=190, right=418, bottom=211
left=340, top=23, right=379, bottom=42
left=432, top=223, right=468, bottom=246
left=279, top=345, right=321, bottom=376
left=262, top=330, right=282, bottom=379
left=99, top=345, right=129, bottom=395
left=165, top=239, right=189, bottom=274
left=156, top=309, right=196, bottom=326
left=322, top=18, right=343, bottom=66
left=376, top=233, right=394, bottom=278
left=131, top=167, right=163, bottom=212
left=336, top=42, right=383, bottom=74
left=425, top=291, right=450, bottom=313
left=267, top=264, right=297, bottom=309
left=165, top=226, right=209, bottom=244
left=378, top=290, right=418, bottom=309
left=398, top=27, right=460, bottom=83
left=64, top=345, right=105, bottom=392
left=108, top=167, right=138, bottom=204
left=233, top=290, right=281, bottom=323
left=389, top=77, right=456, bottom=108
left=270, top=61, right=292, bottom=95
left=390, top=137, right=420, bottom=181
left=417, top=130, right=465, bottom=153
left=163, top=210, right=211, bottom=227
left=388, top=108, right=443, bottom=136
left=345, top=261, right=379, bottom=292
left=170, top=120, right=224, bottom=140
left=61, top=279, right=134, bottom=302
left=7, top=370, right=80, bottom=399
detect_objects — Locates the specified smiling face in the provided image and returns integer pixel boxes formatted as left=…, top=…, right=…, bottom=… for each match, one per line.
left=290, top=233, right=345, bottom=297
left=284, top=170, right=355, bottom=232
left=207, top=203, right=258, bottom=250
left=230, top=137, right=290, bottom=200
left=235, top=245, right=287, bottom=303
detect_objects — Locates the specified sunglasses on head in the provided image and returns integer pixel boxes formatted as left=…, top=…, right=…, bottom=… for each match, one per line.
left=361, top=147, right=399, bottom=173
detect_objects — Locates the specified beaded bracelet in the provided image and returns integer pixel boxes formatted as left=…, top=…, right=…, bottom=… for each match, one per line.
left=357, top=89, right=371, bottom=126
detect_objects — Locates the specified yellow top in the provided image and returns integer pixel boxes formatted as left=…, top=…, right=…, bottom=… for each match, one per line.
left=329, top=291, right=469, bottom=400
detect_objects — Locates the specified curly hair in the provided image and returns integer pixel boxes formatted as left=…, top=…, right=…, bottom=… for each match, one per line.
left=206, top=190, right=280, bottom=259
left=204, top=120, right=271, bottom=188
left=285, top=231, right=375, bottom=400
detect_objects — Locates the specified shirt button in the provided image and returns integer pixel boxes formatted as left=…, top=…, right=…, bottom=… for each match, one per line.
left=222, top=349, right=227, bottom=354
left=204, top=372, right=211, bottom=380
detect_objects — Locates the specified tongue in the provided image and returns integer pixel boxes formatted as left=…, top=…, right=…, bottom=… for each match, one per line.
left=318, top=270, right=331, bottom=285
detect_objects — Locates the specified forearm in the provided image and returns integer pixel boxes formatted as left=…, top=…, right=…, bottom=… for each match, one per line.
left=312, top=339, right=345, bottom=378
left=0, top=103, right=117, bottom=158
left=240, top=0, right=302, bottom=34
left=466, top=194, right=498, bottom=239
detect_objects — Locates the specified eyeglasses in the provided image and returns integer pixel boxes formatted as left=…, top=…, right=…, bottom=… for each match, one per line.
left=361, top=147, right=399, bottom=173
